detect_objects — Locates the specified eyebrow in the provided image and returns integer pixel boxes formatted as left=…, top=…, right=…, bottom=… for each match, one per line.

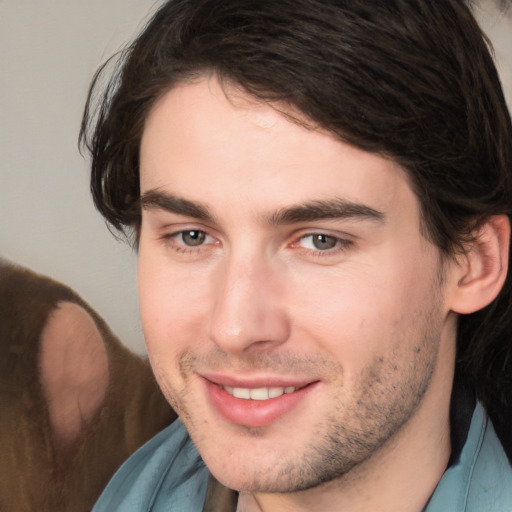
left=140, top=190, right=385, bottom=226
left=140, top=190, right=215, bottom=222
left=265, top=199, right=385, bottom=225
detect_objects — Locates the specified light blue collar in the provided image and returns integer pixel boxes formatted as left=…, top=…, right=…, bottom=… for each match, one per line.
left=425, top=402, right=512, bottom=511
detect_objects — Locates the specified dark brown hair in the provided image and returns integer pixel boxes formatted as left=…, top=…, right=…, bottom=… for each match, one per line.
left=80, top=0, right=512, bottom=450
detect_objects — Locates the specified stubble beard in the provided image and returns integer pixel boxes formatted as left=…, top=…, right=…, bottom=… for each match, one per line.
left=151, top=302, right=444, bottom=495
left=266, top=339, right=439, bottom=494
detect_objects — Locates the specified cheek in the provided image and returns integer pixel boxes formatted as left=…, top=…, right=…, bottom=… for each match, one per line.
left=137, top=261, right=206, bottom=410
left=290, top=261, right=431, bottom=368
left=137, top=253, right=209, bottom=356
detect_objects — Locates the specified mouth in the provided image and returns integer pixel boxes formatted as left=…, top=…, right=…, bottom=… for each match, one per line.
left=201, top=375, right=318, bottom=428
left=222, top=385, right=305, bottom=401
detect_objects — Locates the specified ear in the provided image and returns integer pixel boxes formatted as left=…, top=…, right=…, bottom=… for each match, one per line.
left=39, top=301, right=110, bottom=446
left=449, top=215, right=510, bottom=315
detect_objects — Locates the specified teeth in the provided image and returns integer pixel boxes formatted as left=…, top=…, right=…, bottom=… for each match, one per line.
left=224, top=386, right=299, bottom=400
left=269, top=387, right=285, bottom=398
left=249, top=388, right=269, bottom=400
left=233, top=387, right=251, bottom=399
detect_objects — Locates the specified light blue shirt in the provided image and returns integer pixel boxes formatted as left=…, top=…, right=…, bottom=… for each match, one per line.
left=426, top=402, right=512, bottom=511
left=93, top=402, right=512, bottom=511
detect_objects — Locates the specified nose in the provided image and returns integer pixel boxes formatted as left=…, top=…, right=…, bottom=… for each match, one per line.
left=208, top=251, right=290, bottom=354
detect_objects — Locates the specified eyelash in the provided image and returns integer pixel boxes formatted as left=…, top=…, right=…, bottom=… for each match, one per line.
left=160, top=228, right=353, bottom=260
left=160, top=230, right=216, bottom=254
left=292, top=233, right=353, bottom=257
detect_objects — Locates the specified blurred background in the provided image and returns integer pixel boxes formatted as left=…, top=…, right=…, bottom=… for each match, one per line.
left=1, top=0, right=511, bottom=354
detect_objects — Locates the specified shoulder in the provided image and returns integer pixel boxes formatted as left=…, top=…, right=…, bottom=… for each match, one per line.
left=92, top=419, right=209, bottom=512
left=427, top=403, right=512, bottom=512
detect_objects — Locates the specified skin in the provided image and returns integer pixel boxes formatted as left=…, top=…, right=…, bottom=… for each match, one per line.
left=138, top=76, right=464, bottom=511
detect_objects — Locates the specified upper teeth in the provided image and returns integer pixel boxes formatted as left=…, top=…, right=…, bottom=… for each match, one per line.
left=224, top=386, right=298, bottom=400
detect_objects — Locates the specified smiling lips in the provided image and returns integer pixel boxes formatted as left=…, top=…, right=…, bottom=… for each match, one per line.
left=203, top=377, right=316, bottom=428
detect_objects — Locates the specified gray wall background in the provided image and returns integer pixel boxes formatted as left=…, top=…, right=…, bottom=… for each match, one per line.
left=1, top=0, right=511, bottom=355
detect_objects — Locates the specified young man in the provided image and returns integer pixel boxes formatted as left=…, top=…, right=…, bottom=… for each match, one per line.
left=81, top=1, right=512, bottom=510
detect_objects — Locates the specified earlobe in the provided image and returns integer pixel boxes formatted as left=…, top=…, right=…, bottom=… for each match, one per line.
left=450, top=215, right=510, bottom=315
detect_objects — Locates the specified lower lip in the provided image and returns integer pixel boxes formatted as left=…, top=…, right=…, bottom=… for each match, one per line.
left=204, top=380, right=316, bottom=428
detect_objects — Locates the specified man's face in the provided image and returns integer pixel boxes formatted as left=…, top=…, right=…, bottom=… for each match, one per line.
left=138, top=77, right=457, bottom=493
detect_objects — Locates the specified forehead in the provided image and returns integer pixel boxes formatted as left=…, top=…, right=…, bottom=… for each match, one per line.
left=140, top=77, right=418, bottom=223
